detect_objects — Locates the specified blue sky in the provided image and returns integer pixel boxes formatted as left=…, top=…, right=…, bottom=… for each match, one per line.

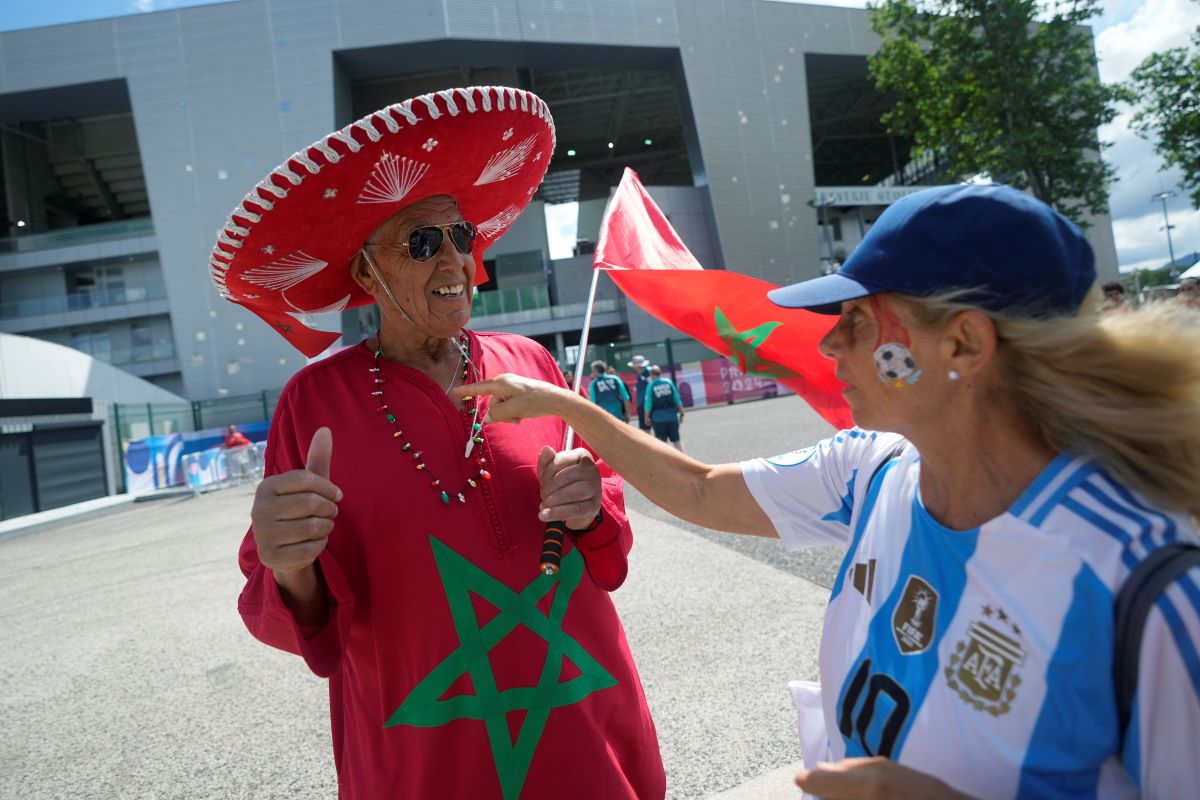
left=2, top=0, right=1197, bottom=271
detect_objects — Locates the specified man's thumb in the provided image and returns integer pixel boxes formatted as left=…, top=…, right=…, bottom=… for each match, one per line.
left=537, top=445, right=556, bottom=480
left=306, top=427, right=333, bottom=479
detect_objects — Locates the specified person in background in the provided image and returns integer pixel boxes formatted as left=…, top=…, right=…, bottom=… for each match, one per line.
left=224, top=424, right=251, bottom=449
left=628, top=355, right=653, bottom=434
left=1099, top=281, right=1134, bottom=315
left=589, top=360, right=630, bottom=422
left=463, top=184, right=1200, bottom=799
left=1177, top=277, right=1200, bottom=310
left=643, top=365, right=684, bottom=452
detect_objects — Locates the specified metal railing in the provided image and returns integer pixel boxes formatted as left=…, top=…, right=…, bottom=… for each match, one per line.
left=0, top=285, right=167, bottom=320
left=471, top=285, right=551, bottom=317
left=0, top=218, right=156, bottom=254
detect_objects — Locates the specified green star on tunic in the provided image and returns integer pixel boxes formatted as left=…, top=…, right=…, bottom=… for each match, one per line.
left=386, top=537, right=617, bottom=800
left=714, top=305, right=803, bottom=381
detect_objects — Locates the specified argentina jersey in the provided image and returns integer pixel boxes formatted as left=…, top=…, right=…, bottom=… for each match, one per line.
left=742, top=429, right=1200, bottom=799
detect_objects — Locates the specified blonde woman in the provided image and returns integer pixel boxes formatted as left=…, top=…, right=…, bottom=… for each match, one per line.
left=462, top=185, right=1200, bottom=799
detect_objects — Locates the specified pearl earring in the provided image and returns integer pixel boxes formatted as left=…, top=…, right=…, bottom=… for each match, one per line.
left=948, top=370, right=960, bottom=381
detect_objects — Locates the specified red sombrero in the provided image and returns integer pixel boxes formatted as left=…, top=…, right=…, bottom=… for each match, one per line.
left=209, top=86, right=555, bottom=356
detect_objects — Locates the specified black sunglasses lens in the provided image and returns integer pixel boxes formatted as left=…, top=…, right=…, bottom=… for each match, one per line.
left=450, top=222, right=476, bottom=255
left=408, top=227, right=443, bottom=261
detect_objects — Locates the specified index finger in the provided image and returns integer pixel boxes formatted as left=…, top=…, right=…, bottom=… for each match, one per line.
left=454, top=378, right=503, bottom=400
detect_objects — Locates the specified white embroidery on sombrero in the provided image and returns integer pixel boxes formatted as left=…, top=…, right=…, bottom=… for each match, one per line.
left=293, top=152, right=321, bottom=175
left=358, top=153, right=430, bottom=205
left=419, top=96, right=442, bottom=119
left=474, top=134, right=537, bottom=186
left=312, top=140, right=342, bottom=165
left=391, top=100, right=420, bottom=125
left=323, top=189, right=337, bottom=199
left=243, top=251, right=328, bottom=292
left=502, top=127, right=513, bottom=140
left=262, top=245, right=275, bottom=254
left=477, top=205, right=521, bottom=238
left=217, top=230, right=244, bottom=249
left=422, top=138, right=438, bottom=152
left=284, top=293, right=351, bottom=316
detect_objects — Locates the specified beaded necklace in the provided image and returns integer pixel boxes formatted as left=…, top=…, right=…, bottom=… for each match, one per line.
left=370, top=332, right=492, bottom=505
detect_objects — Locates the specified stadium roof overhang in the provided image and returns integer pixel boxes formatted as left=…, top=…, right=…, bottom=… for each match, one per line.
left=338, top=41, right=695, bottom=205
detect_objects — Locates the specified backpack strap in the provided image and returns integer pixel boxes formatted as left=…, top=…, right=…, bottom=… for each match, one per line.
left=1113, top=541, right=1200, bottom=736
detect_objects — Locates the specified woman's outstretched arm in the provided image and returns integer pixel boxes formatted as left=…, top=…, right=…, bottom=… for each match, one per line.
left=458, top=374, right=778, bottom=538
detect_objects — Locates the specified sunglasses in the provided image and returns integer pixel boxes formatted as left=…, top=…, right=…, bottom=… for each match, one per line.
left=368, top=221, right=477, bottom=263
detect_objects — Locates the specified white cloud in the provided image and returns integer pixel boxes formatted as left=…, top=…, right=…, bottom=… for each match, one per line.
left=1095, top=0, right=1200, bottom=269
left=129, top=0, right=158, bottom=12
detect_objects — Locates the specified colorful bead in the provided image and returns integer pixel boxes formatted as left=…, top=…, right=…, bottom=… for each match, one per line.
left=416, top=463, right=426, bottom=470
left=393, top=431, right=402, bottom=438
left=480, top=469, right=492, bottom=480
left=371, top=390, right=383, bottom=396
left=440, top=491, right=450, bottom=504
left=473, top=436, right=484, bottom=444
left=457, top=493, right=466, bottom=503
left=386, top=413, right=396, bottom=423
left=467, top=479, right=477, bottom=488
left=402, top=443, right=412, bottom=451
left=472, top=423, right=482, bottom=431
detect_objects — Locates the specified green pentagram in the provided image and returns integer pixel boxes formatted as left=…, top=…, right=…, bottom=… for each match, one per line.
left=385, top=537, right=617, bottom=800
left=714, top=305, right=803, bottom=380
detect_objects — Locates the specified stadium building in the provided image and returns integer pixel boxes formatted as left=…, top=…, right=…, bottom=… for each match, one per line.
left=0, top=0, right=1119, bottom=401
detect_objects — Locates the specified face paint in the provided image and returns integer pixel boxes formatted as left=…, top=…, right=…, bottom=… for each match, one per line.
left=868, top=295, right=922, bottom=387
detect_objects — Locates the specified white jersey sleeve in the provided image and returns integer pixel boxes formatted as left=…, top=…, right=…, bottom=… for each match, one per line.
left=1126, top=564, right=1200, bottom=796
left=740, top=429, right=907, bottom=550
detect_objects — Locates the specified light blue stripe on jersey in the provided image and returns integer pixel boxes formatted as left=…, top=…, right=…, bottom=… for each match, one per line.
left=1010, top=453, right=1077, bottom=520
left=1018, top=565, right=1116, bottom=798
left=1028, top=462, right=1098, bottom=527
left=1061, top=497, right=1140, bottom=570
left=1106, top=478, right=1179, bottom=545
left=829, top=459, right=900, bottom=604
left=836, top=500, right=978, bottom=758
left=821, top=469, right=858, bottom=527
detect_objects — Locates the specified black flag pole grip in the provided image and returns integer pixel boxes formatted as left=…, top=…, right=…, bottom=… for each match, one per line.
left=540, top=520, right=568, bottom=575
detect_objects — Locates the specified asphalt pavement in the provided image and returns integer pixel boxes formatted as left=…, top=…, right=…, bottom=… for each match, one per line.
left=1, top=394, right=841, bottom=800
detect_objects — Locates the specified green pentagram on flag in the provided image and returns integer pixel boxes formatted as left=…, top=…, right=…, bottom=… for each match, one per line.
left=385, top=537, right=617, bottom=800
left=714, top=306, right=803, bottom=380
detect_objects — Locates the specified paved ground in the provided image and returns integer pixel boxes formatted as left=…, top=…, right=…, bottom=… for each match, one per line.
left=1, top=395, right=839, bottom=799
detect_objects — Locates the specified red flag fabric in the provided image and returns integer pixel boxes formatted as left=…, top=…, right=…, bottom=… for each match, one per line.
left=595, top=168, right=853, bottom=429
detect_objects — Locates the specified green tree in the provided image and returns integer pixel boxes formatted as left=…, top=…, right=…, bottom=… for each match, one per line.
left=1130, top=26, right=1200, bottom=208
left=868, top=0, right=1127, bottom=226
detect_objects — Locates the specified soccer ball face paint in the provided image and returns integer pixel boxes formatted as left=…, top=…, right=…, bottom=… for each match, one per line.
left=874, top=342, right=920, bottom=384
left=868, top=295, right=923, bottom=387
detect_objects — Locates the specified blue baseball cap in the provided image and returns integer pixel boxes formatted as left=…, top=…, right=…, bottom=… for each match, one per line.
left=768, top=184, right=1095, bottom=317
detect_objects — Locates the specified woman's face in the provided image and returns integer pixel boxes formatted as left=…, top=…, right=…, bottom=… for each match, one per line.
left=358, top=195, right=476, bottom=340
left=818, top=294, right=945, bottom=432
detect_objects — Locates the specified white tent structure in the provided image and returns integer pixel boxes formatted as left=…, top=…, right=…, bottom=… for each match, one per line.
left=0, top=333, right=185, bottom=404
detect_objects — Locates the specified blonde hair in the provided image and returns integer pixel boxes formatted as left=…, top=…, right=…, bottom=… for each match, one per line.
left=906, top=291, right=1200, bottom=516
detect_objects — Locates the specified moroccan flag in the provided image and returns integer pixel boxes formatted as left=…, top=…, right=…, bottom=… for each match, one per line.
left=595, top=168, right=853, bottom=429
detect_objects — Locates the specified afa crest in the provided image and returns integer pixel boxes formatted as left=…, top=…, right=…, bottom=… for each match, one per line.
left=945, top=605, right=1027, bottom=716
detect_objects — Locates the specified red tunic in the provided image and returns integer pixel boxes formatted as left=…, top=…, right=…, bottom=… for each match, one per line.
left=238, top=331, right=664, bottom=800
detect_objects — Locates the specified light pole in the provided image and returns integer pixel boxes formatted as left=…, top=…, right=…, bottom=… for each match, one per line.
left=1152, top=190, right=1177, bottom=271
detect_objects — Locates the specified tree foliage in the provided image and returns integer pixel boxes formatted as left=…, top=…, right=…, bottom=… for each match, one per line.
left=1130, top=26, right=1200, bottom=209
left=868, top=0, right=1127, bottom=226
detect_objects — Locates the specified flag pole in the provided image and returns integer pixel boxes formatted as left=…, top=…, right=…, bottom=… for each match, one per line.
left=539, top=265, right=605, bottom=576
left=565, top=267, right=603, bottom=451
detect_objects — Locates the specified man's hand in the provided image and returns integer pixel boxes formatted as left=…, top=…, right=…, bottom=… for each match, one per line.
left=795, top=757, right=974, bottom=800
left=251, top=427, right=341, bottom=588
left=536, top=446, right=603, bottom=531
